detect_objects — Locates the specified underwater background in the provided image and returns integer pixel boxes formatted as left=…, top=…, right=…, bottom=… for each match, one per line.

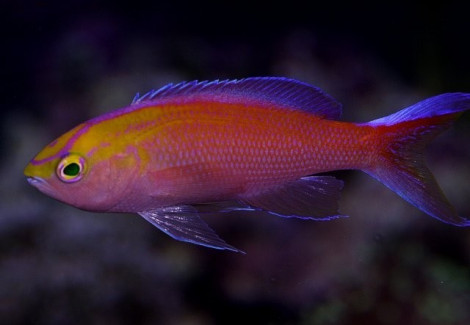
left=1, top=1, right=469, bottom=324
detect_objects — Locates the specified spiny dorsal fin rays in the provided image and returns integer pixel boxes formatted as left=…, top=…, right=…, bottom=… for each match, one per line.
left=131, top=80, right=231, bottom=105
left=131, top=77, right=342, bottom=120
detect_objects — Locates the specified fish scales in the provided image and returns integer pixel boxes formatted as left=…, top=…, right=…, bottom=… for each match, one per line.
left=165, top=106, right=367, bottom=182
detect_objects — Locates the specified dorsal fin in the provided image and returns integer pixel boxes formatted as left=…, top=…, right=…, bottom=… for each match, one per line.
left=131, top=77, right=342, bottom=120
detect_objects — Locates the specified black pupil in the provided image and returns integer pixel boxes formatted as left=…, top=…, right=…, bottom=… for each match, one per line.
left=63, top=162, right=80, bottom=176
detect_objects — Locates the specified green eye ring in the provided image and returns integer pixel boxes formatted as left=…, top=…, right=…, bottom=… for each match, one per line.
left=56, top=154, right=86, bottom=183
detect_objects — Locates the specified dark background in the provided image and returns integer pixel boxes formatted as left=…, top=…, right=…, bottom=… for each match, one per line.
left=1, top=1, right=469, bottom=324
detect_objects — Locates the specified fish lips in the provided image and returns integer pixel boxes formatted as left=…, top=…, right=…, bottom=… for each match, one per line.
left=26, top=176, right=46, bottom=187
left=26, top=176, right=57, bottom=198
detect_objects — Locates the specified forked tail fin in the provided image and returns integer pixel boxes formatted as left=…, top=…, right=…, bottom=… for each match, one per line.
left=366, top=93, right=470, bottom=226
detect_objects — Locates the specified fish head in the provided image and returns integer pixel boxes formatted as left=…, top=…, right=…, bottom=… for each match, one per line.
left=24, top=122, right=141, bottom=212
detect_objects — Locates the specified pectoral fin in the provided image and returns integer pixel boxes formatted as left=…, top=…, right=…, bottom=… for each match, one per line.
left=242, top=176, right=347, bottom=220
left=138, top=205, right=243, bottom=253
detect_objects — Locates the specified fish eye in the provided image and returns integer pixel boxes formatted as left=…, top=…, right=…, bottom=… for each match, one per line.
left=56, top=154, right=86, bottom=183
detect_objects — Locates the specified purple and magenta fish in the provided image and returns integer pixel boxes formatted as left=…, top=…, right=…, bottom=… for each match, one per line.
left=24, top=77, right=470, bottom=252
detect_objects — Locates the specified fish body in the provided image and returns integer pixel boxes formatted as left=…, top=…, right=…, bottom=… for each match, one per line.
left=24, top=77, right=470, bottom=252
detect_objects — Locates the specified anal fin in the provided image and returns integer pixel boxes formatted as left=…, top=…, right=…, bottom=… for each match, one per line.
left=242, top=176, right=347, bottom=220
left=138, top=205, right=244, bottom=253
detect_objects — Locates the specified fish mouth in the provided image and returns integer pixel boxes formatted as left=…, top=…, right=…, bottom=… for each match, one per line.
left=26, top=176, right=46, bottom=188
left=26, top=176, right=67, bottom=204
left=25, top=176, right=55, bottom=197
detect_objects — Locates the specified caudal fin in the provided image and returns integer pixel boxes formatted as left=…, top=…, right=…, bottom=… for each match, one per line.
left=366, top=93, right=470, bottom=226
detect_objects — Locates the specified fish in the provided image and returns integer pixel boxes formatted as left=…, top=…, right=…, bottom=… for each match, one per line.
left=24, top=77, right=470, bottom=253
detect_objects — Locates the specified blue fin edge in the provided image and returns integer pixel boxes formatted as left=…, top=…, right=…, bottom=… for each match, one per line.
left=131, top=77, right=342, bottom=120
